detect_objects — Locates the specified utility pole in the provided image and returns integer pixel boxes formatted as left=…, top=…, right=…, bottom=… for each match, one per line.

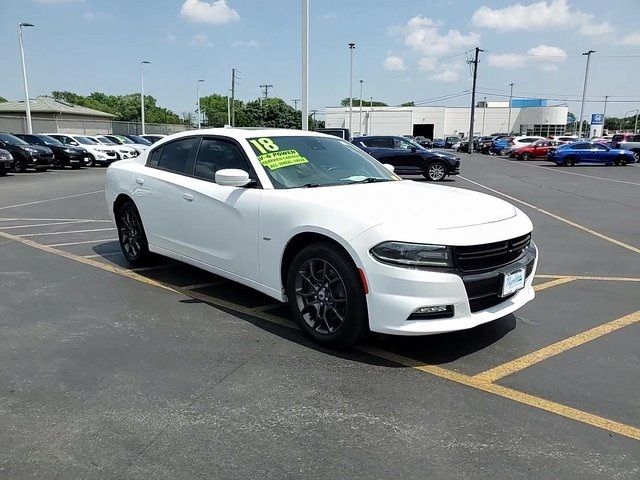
left=311, top=109, right=318, bottom=130
left=196, top=79, right=204, bottom=129
left=578, top=50, right=596, bottom=139
left=292, top=99, right=301, bottom=110
left=231, top=68, right=236, bottom=127
left=369, top=96, right=373, bottom=135
left=301, top=0, right=309, bottom=130
left=348, top=42, right=356, bottom=134
left=507, top=83, right=514, bottom=134
left=259, top=84, right=273, bottom=100
left=18, top=22, right=34, bottom=134
left=140, top=60, right=151, bottom=134
left=482, top=96, right=487, bottom=136
left=602, top=95, right=608, bottom=134
left=358, top=80, right=363, bottom=136
left=467, top=47, right=483, bottom=154
left=227, top=89, right=231, bottom=125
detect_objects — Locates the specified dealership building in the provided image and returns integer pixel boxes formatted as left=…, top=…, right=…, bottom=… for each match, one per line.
left=324, top=99, right=569, bottom=139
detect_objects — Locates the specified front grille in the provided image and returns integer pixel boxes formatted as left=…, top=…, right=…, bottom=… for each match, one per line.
left=453, top=234, right=531, bottom=273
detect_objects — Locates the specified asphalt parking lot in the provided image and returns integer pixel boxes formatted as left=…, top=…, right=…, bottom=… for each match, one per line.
left=1, top=155, right=639, bottom=479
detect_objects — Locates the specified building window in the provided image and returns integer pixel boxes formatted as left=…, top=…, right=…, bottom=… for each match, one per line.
left=519, top=124, right=566, bottom=136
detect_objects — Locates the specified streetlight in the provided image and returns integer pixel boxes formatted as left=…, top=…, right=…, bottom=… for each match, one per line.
left=227, top=89, right=232, bottom=126
left=624, top=109, right=640, bottom=134
left=301, top=0, right=309, bottom=131
left=358, top=80, right=363, bottom=136
left=482, top=96, right=487, bottom=136
left=196, top=79, right=205, bottom=129
left=18, top=22, right=34, bottom=134
left=140, top=60, right=151, bottom=135
left=348, top=43, right=356, bottom=134
left=577, top=50, right=596, bottom=139
left=507, top=83, right=514, bottom=134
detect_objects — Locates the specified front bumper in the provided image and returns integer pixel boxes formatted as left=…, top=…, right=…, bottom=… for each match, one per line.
left=27, top=153, right=54, bottom=168
left=362, top=243, right=538, bottom=335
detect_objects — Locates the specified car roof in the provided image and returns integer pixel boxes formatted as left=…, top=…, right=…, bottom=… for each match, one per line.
left=158, top=127, right=334, bottom=143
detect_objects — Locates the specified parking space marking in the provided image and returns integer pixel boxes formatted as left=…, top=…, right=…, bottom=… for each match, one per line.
left=18, top=227, right=116, bottom=237
left=494, top=158, right=640, bottom=186
left=83, top=252, right=123, bottom=259
left=0, top=220, right=90, bottom=230
left=1, top=227, right=639, bottom=441
left=459, top=176, right=640, bottom=254
left=536, top=274, right=640, bottom=282
left=0, top=190, right=103, bottom=211
left=533, top=276, right=576, bottom=292
left=473, top=310, right=640, bottom=384
left=0, top=217, right=112, bottom=223
left=48, top=238, right=117, bottom=247
left=359, top=346, right=640, bottom=441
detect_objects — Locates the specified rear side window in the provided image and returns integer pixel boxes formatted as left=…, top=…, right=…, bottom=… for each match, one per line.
left=157, top=137, right=200, bottom=175
left=147, top=147, right=162, bottom=167
left=194, top=138, right=251, bottom=181
left=362, top=137, right=393, bottom=148
left=633, top=135, right=640, bottom=142
left=571, top=143, right=589, bottom=150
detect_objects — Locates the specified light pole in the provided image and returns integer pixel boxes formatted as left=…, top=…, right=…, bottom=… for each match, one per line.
left=482, top=96, right=487, bottom=136
left=369, top=96, right=373, bottom=135
left=507, top=83, right=514, bottom=134
left=301, top=0, right=309, bottom=130
left=358, top=80, right=363, bottom=136
left=196, top=79, right=204, bottom=129
left=140, top=60, right=151, bottom=134
left=348, top=43, right=356, bottom=134
left=602, top=96, right=608, bottom=134
left=577, top=50, right=596, bottom=139
left=227, top=89, right=232, bottom=125
left=626, top=109, right=640, bottom=134
left=18, top=22, right=34, bottom=134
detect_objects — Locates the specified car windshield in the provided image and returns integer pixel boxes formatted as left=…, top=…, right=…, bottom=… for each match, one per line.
left=247, top=135, right=399, bottom=189
left=37, top=135, right=64, bottom=146
left=0, top=133, right=29, bottom=146
left=96, top=136, right=116, bottom=145
left=127, top=135, right=152, bottom=145
left=115, top=136, right=135, bottom=144
left=74, top=136, right=98, bottom=145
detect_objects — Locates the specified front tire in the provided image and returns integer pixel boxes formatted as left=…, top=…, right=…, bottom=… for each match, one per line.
left=562, top=156, right=575, bottom=167
left=13, top=157, right=27, bottom=173
left=424, top=161, right=447, bottom=181
left=115, top=201, right=150, bottom=266
left=286, top=242, right=367, bottom=348
left=85, top=154, right=95, bottom=167
left=521, top=152, right=531, bottom=161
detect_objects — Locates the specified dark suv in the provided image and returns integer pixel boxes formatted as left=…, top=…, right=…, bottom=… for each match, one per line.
left=0, top=132, right=54, bottom=172
left=352, top=135, right=460, bottom=181
left=14, top=133, right=87, bottom=169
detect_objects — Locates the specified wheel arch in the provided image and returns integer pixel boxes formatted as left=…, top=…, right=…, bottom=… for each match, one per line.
left=113, top=193, right=134, bottom=215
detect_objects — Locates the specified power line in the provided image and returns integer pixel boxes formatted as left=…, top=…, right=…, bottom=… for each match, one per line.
left=259, top=84, right=273, bottom=100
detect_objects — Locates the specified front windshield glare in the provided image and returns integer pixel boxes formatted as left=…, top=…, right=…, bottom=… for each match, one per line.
left=247, top=136, right=399, bottom=189
left=0, top=133, right=28, bottom=146
left=39, top=135, right=63, bottom=146
left=75, top=136, right=97, bottom=145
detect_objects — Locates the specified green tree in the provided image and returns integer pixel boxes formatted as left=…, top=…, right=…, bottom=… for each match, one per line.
left=341, top=97, right=387, bottom=107
left=0, top=96, right=7, bottom=103
left=401, top=101, right=415, bottom=106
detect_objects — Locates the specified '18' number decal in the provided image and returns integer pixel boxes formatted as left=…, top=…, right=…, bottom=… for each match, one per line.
left=250, top=137, right=279, bottom=154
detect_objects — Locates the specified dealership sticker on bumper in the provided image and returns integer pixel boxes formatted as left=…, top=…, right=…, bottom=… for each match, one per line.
left=502, top=268, right=525, bottom=297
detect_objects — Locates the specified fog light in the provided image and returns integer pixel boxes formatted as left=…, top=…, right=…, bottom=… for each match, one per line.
left=408, top=305, right=454, bottom=320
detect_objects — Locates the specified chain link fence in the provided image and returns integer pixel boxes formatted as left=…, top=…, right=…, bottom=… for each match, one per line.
left=0, top=115, right=191, bottom=136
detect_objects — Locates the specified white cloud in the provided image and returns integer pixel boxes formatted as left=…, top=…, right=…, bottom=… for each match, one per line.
left=83, top=10, right=110, bottom=20
left=429, top=68, right=459, bottom=83
left=487, top=44, right=567, bottom=71
left=472, top=0, right=614, bottom=37
left=392, top=15, right=479, bottom=56
left=417, top=57, right=438, bottom=71
left=190, top=34, right=213, bottom=47
left=34, top=0, right=83, bottom=4
left=180, top=0, right=240, bottom=25
left=321, top=12, right=337, bottom=20
left=232, top=39, right=259, bottom=47
left=383, top=56, right=406, bottom=71
left=166, top=34, right=177, bottom=42
left=618, top=32, right=640, bottom=45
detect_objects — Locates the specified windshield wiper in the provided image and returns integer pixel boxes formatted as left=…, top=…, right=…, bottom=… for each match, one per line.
left=349, top=177, right=388, bottom=184
left=300, top=183, right=320, bottom=188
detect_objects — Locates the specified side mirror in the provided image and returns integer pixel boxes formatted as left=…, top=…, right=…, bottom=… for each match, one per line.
left=70, top=141, right=79, bottom=146
left=215, top=168, right=251, bottom=187
left=411, top=147, right=418, bottom=152
left=383, top=163, right=394, bottom=172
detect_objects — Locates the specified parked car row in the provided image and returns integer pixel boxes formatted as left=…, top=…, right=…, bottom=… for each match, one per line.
left=0, top=132, right=165, bottom=174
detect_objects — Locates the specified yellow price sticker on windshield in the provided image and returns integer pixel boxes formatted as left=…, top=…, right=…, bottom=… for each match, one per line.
left=258, top=149, right=308, bottom=170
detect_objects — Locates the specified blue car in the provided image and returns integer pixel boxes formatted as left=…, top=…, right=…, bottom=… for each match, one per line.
left=432, top=138, right=446, bottom=148
left=489, top=137, right=513, bottom=156
left=547, top=142, right=637, bottom=166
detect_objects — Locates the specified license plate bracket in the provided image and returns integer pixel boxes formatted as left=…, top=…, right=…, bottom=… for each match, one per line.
left=501, top=268, right=525, bottom=297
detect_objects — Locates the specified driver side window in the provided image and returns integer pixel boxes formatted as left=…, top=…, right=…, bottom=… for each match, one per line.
left=394, top=138, right=413, bottom=150
left=194, top=138, right=252, bottom=182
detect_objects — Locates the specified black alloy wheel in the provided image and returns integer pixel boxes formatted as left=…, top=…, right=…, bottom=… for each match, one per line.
left=13, top=157, right=27, bottom=173
left=562, top=156, right=575, bottom=167
left=287, top=242, right=367, bottom=347
left=51, top=156, right=61, bottom=169
left=424, top=161, right=447, bottom=181
left=116, top=201, right=150, bottom=265
left=521, top=152, right=531, bottom=161
left=85, top=154, right=95, bottom=167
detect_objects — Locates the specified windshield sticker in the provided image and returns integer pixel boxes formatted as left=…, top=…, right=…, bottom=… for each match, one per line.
left=249, top=137, right=280, bottom=154
left=258, top=149, right=309, bottom=170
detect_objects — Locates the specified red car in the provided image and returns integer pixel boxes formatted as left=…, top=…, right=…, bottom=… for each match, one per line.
left=510, top=140, right=562, bottom=160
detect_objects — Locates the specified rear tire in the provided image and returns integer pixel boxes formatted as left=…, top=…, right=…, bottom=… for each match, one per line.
left=424, top=161, right=447, bottom=181
left=13, top=157, right=27, bottom=173
left=562, top=156, right=575, bottom=167
left=115, top=200, right=150, bottom=266
left=521, top=152, right=531, bottom=161
left=286, top=242, right=367, bottom=348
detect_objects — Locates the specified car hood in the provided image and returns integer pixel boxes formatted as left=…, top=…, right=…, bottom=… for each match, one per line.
left=269, top=180, right=523, bottom=244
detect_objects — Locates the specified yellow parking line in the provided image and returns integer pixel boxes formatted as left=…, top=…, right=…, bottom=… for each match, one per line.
left=533, top=276, right=576, bottom=292
left=459, top=176, right=640, bottom=255
left=473, top=310, right=640, bottom=384
left=360, top=346, right=640, bottom=441
left=1, top=228, right=639, bottom=441
left=536, top=274, right=640, bottom=282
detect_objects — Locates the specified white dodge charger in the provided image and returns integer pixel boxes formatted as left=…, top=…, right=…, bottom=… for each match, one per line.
left=105, top=128, right=537, bottom=347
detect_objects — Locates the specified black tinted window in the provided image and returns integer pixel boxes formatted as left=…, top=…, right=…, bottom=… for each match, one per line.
left=362, top=137, right=393, bottom=148
left=147, top=147, right=162, bottom=167
left=157, top=137, right=200, bottom=175
left=194, top=139, right=249, bottom=181
left=571, top=143, right=589, bottom=150
left=593, top=143, right=607, bottom=150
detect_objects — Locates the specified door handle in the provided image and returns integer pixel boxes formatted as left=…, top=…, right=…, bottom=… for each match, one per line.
left=135, top=177, right=144, bottom=185
left=182, top=193, right=194, bottom=202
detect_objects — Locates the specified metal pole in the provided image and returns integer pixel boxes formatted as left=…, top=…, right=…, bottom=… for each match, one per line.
left=602, top=95, right=608, bottom=134
left=467, top=47, right=483, bottom=154
left=635, top=111, right=639, bottom=134
left=140, top=61, right=150, bottom=135
left=578, top=50, right=596, bottom=139
left=369, top=96, right=373, bottom=135
left=301, top=0, right=309, bottom=131
left=507, top=83, right=514, bottom=135
left=482, top=96, right=487, bottom=136
left=348, top=43, right=355, bottom=134
left=18, top=23, right=34, bottom=134
left=197, top=79, right=204, bottom=129
left=359, top=80, right=363, bottom=136
left=227, top=89, right=231, bottom=125
left=231, top=68, right=236, bottom=127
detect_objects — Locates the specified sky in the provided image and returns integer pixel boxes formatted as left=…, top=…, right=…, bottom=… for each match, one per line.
left=1, top=0, right=639, bottom=119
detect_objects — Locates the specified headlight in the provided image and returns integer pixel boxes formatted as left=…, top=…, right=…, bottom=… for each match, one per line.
left=63, top=148, right=73, bottom=153
left=370, top=242, right=452, bottom=267
left=25, top=147, right=39, bottom=154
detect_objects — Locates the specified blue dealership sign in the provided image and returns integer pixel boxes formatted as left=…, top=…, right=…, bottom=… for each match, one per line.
left=591, top=114, right=604, bottom=125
